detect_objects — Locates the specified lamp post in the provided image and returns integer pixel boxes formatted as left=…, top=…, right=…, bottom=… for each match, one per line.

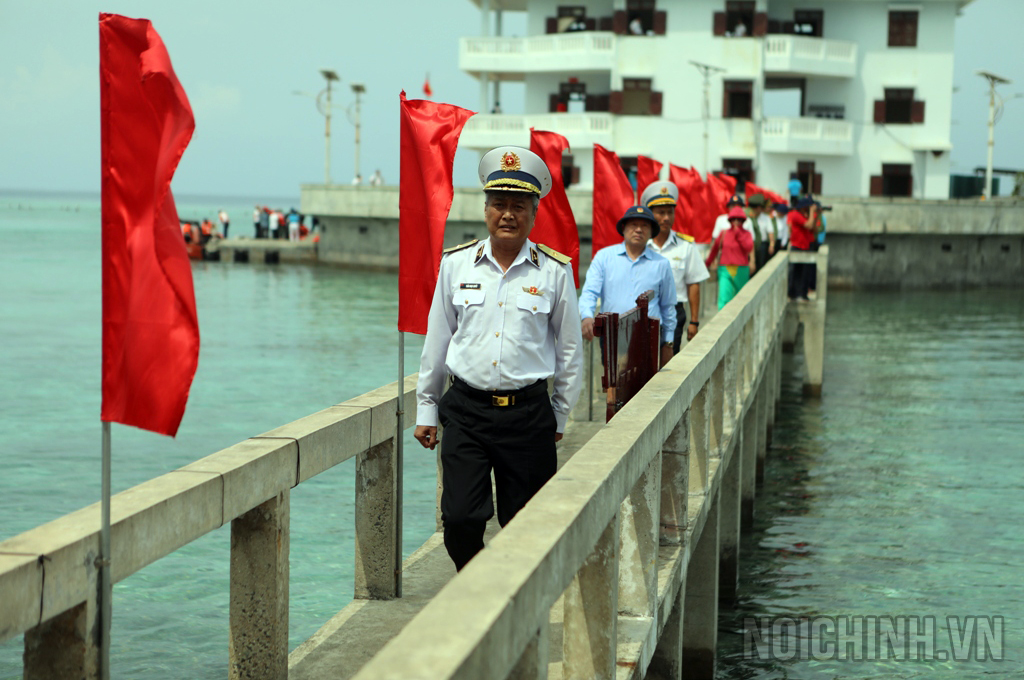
left=320, top=69, right=340, bottom=185
left=690, top=60, right=726, bottom=174
left=976, top=70, right=1010, bottom=199
left=350, top=83, right=366, bottom=181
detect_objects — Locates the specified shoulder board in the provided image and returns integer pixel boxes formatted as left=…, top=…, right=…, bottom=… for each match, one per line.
left=442, top=239, right=478, bottom=255
left=537, top=243, right=572, bottom=265
left=679, top=233, right=695, bottom=243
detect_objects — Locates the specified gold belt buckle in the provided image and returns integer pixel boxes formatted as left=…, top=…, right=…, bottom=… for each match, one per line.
left=492, top=395, right=514, bottom=407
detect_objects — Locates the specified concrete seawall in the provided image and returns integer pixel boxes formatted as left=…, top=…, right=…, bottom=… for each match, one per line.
left=301, top=184, right=1023, bottom=288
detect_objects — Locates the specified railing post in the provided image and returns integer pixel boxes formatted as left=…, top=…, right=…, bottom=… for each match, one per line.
left=682, top=491, right=720, bottom=679
left=229, top=490, right=289, bottom=680
left=660, top=414, right=690, bottom=546
left=355, top=437, right=399, bottom=599
left=689, top=385, right=711, bottom=496
left=718, top=436, right=742, bottom=604
left=722, top=352, right=738, bottom=439
left=24, top=554, right=99, bottom=680
left=563, top=514, right=619, bottom=680
left=740, top=394, right=758, bottom=530
left=508, top=617, right=550, bottom=680
left=619, top=456, right=660, bottom=618
left=803, top=247, right=828, bottom=396
left=709, top=364, right=724, bottom=458
left=648, top=585, right=684, bottom=680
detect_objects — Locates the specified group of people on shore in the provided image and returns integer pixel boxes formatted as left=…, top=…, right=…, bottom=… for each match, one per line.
left=251, top=206, right=313, bottom=242
left=411, top=144, right=826, bottom=574
left=180, top=209, right=230, bottom=246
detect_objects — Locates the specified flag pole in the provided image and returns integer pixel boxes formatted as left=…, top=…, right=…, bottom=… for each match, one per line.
left=99, top=420, right=112, bottom=680
left=395, top=331, right=405, bottom=597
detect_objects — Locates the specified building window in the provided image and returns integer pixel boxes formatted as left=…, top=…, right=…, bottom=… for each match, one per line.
left=610, top=78, right=663, bottom=115
left=713, top=2, right=764, bottom=37
left=546, top=6, right=595, bottom=33
left=550, top=80, right=586, bottom=113
left=723, top=80, right=753, bottom=119
left=722, top=159, right=755, bottom=192
left=795, top=161, right=822, bottom=195
left=870, top=164, right=913, bottom=197
left=874, top=89, right=925, bottom=125
left=561, top=154, right=580, bottom=189
left=808, top=104, right=845, bottom=119
left=888, top=10, right=918, bottom=47
left=793, top=9, right=823, bottom=37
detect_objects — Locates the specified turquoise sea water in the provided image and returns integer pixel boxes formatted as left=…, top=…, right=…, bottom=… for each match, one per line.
left=2, top=193, right=1022, bottom=678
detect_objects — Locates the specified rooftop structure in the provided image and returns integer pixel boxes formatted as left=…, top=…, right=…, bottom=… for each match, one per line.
left=459, top=0, right=975, bottom=199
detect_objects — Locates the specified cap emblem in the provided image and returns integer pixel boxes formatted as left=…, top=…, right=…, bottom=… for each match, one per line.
left=660, top=186, right=668, bottom=194
left=500, top=152, right=521, bottom=173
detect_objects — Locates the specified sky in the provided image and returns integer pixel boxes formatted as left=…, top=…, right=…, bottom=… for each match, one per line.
left=1, top=0, right=1022, bottom=199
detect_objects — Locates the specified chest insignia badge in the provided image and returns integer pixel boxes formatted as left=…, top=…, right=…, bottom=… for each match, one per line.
left=522, top=286, right=542, bottom=296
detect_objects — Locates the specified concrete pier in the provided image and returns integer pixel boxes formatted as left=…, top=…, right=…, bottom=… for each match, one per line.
left=0, top=247, right=823, bottom=680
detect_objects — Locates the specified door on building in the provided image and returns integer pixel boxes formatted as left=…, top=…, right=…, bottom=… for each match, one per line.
left=794, top=161, right=822, bottom=196
left=870, top=163, right=913, bottom=197
left=722, top=159, right=755, bottom=194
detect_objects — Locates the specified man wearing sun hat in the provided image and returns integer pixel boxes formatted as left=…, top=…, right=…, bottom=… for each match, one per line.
left=641, top=180, right=709, bottom=351
left=578, top=204, right=677, bottom=368
left=414, top=146, right=583, bottom=571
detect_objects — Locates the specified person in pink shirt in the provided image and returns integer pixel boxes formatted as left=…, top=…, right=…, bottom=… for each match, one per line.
left=705, top=206, right=755, bottom=309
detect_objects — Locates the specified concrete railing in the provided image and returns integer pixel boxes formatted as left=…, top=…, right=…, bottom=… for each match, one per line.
left=762, top=117, right=853, bottom=156
left=459, top=112, right=614, bottom=151
left=346, top=252, right=802, bottom=679
left=0, top=377, right=418, bottom=678
left=764, top=35, right=856, bottom=78
left=459, top=33, right=616, bottom=75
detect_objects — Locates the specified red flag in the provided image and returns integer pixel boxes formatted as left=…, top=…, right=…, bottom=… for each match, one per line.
left=423, top=75, right=433, bottom=99
left=530, top=129, right=579, bottom=287
left=667, top=163, right=693, bottom=236
left=745, top=181, right=786, bottom=207
left=636, top=155, right=663, bottom=203
left=100, top=13, right=198, bottom=437
left=706, top=172, right=737, bottom=214
left=669, top=166, right=713, bottom=242
left=398, top=91, right=475, bottom=334
left=592, top=144, right=634, bottom=257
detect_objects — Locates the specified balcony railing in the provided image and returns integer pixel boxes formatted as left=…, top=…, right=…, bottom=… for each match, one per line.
left=764, top=35, right=856, bottom=78
left=459, top=113, right=613, bottom=150
left=460, top=33, right=616, bottom=78
left=761, top=117, right=853, bottom=156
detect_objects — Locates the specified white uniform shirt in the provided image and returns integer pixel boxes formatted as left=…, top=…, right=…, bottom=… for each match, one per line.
left=711, top=213, right=755, bottom=242
left=647, top=231, right=710, bottom=299
left=743, top=213, right=774, bottom=245
left=773, top=213, right=790, bottom=247
left=416, top=238, right=583, bottom=433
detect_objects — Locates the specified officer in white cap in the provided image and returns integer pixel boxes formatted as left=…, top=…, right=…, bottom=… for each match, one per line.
left=415, top=146, right=583, bottom=571
left=641, top=180, right=709, bottom=350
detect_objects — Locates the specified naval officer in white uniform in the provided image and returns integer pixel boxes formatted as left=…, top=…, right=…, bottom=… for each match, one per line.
left=641, top=180, right=710, bottom=351
left=415, top=146, right=583, bottom=571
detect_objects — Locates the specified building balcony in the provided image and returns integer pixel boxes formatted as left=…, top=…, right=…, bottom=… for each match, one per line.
left=761, top=117, right=853, bottom=156
left=763, top=35, right=856, bottom=78
left=460, top=33, right=616, bottom=80
left=459, top=113, right=613, bottom=151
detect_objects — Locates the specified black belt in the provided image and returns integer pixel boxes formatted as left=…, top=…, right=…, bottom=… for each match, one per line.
left=450, top=376, right=547, bottom=407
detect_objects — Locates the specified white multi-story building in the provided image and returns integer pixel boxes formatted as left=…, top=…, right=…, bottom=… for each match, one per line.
left=458, top=0, right=972, bottom=200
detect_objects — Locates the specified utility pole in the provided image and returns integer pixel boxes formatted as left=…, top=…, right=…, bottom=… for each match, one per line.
left=977, top=70, right=1010, bottom=199
left=690, top=60, right=726, bottom=174
left=320, top=69, right=340, bottom=185
left=351, top=83, right=366, bottom=180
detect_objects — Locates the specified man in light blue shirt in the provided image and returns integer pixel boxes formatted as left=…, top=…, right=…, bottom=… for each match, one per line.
left=579, top=205, right=677, bottom=367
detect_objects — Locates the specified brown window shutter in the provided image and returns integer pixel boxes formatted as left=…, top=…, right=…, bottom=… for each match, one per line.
left=782, top=20, right=794, bottom=34
left=812, top=173, right=822, bottom=195
left=907, top=12, right=918, bottom=47
left=599, top=16, right=613, bottom=31
left=653, top=11, right=667, bottom=35
left=713, top=12, right=727, bottom=36
left=649, top=91, right=663, bottom=116
left=753, top=12, right=768, bottom=37
left=585, top=18, right=597, bottom=31
left=546, top=17, right=557, bottom=34
left=549, top=94, right=560, bottom=113
left=585, top=94, right=597, bottom=112
left=613, top=10, right=628, bottom=35
left=870, top=176, right=883, bottom=196
left=609, top=91, right=624, bottom=114
left=874, top=100, right=886, bottom=123
left=911, top=100, right=925, bottom=123
left=572, top=166, right=581, bottom=185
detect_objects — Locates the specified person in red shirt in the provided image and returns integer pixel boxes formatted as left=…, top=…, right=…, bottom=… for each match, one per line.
left=705, top=206, right=755, bottom=309
left=787, top=198, right=820, bottom=301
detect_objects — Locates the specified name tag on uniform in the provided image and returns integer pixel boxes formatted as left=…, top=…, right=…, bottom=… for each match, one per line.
left=460, top=283, right=481, bottom=290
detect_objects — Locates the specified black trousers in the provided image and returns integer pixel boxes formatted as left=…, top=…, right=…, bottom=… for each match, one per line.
left=438, top=378, right=557, bottom=571
left=672, top=302, right=687, bottom=354
left=788, top=246, right=814, bottom=299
